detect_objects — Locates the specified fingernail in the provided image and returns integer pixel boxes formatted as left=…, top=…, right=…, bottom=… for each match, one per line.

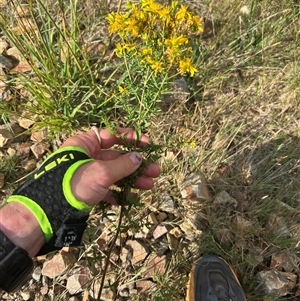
left=129, top=152, right=142, bottom=165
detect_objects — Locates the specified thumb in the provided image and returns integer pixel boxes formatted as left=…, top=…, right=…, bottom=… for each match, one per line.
left=107, top=152, right=143, bottom=184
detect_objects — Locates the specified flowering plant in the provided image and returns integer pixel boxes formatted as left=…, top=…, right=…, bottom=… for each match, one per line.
left=108, top=0, right=203, bottom=77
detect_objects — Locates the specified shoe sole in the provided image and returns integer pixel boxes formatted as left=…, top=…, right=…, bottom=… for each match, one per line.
left=186, top=255, right=246, bottom=301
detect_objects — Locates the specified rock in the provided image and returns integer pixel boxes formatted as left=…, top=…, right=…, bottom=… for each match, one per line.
left=181, top=172, right=210, bottom=201
left=20, top=291, right=32, bottom=300
left=17, top=142, right=32, bottom=156
left=40, top=286, right=48, bottom=295
left=0, top=173, right=4, bottom=189
left=163, top=77, right=190, bottom=109
left=269, top=214, right=291, bottom=238
left=69, top=297, right=80, bottom=301
left=24, top=159, right=37, bottom=172
left=179, top=221, right=202, bottom=241
left=30, top=143, right=48, bottom=159
left=10, top=60, right=32, bottom=74
left=136, top=280, right=155, bottom=293
left=270, top=252, right=299, bottom=272
left=32, top=266, right=42, bottom=281
left=0, top=54, right=15, bottom=69
left=30, top=129, right=47, bottom=142
left=66, top=267, right=90, bottom=295
left=18, top=116, right=35, bottom=129
left=213, top=190, right=238, bottom=208
left=156, top=211, right=168, bottom=222
left=153, top=224, right=168, bottom=240
left=118, top=288, right=129, bottom=297
left=169, top=227, right=183, bottom=238
left=0, top=129, right=13, bottom=147
left=6, top=147, right=16, bottom=157
left=97, top=231, right=110, bottom=251
left=256, top=270, right=297, bottom=296
left=121, top=240, right=148, bottom=265
left=159, top=193, right=175, bottom=213
left=143, top=253, right=167, bottom=278
left=167, top=233, right=179, bottom=250
left=0, top=39, right=9, bottom=54
left=147, top=212, right=158, bottom=225
left=42, top=251, right=77, bottom=279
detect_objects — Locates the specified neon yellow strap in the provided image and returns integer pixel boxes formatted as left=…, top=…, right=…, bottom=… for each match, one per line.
left=63, top=159, right=94, bottom=212
left=6, top=195, right=53, bottom=242
left=38, top=146, right=89, bottom=169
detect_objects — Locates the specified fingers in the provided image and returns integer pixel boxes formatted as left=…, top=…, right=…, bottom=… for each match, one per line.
left=99, top=127, right=152, bottom=149
left=62, top=127, right=152, bottom=158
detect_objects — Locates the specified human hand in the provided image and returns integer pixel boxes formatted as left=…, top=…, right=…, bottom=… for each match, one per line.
left=62, top=127, right=161, bottom=206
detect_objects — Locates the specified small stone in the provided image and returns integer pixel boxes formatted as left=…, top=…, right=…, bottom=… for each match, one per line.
left=156, top=212, right=168, bottom=222
left=32, top=266, right=42, bottom=281
left=179, top=221, right=202, bottom=241
left=136, top=280, right=155, bottom=293
left=0, top=129, right=13, bottom=147
left=147, top=212, right=158, bottom=225
left=40, top=286, right=48, bottom=295
left=118, top=288, right=129, bottom=297
left=42, top=251, right=77, bottom=279
left=270, top=252, right=299, bottom=272
left=181, top=172, right=210, bottom=200
left=143, top=253, right=167, bottom=278
left=121, top=240, right=148, bottom=265
left=256, top=270, right=297, bottom=296
left=159, top=193, right=175, bottom=213
left=153, top=224, right=168, bottom=240
left=213, top=191, right=238, bottom=208
left=169, top=227, right=183, bottom=238
left=20, top=291, right=32, bottom=300
left=69, top=297, right=80, bottom=301
left=269, top=214, right=291, bottom=238
left=30, top=130, right=47, bottom=142
left=17, top=142, right=32, bottom=156
left=6, top=147, right=16, bottom=157
left=10, top=60, right=32, bottom=73
left=24, top=159, right=37, bottom=172
left=0, top=54, right=15, bottom=69
left=0, top=172, right=4, bottom=189
left=0, top=40, right=9, bottom=54
left=30, top=143, right=48, bottom=159
left=18, top=116, right=35, bottom=129
left=167, top=233, right=179, bottom=250
left=66, top=267, right=90, bottom=295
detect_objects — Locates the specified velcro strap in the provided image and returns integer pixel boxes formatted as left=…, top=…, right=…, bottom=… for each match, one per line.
left=7, top=146, right=94, bottom=255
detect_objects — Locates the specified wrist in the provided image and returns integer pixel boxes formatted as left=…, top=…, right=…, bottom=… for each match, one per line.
left=0, top=202, right=45, bottom=257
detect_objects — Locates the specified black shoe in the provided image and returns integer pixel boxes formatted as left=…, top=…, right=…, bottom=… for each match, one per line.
left=186, top=255, right=246, bottom=301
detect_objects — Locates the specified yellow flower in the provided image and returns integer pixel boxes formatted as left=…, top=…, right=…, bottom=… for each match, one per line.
left=189, top=140, right=197, bottom=148
left=115, top=43, right=123, bottom=57
left=179, top=58, right=198, bottom=76
left=118, top=85, right=130, bottom=96
left=165, top=35, right=188, bottom=48
left=107, top=13, right=127, bottom=34
left=145, top=57, right=163, bottom=75
left=192, top=15, right=203, bottom=32
left=141, top=48, right=153, bottom=56
left=175, top=5, right=188, bottom=20
left=125, top=19, right=140, bottom=37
